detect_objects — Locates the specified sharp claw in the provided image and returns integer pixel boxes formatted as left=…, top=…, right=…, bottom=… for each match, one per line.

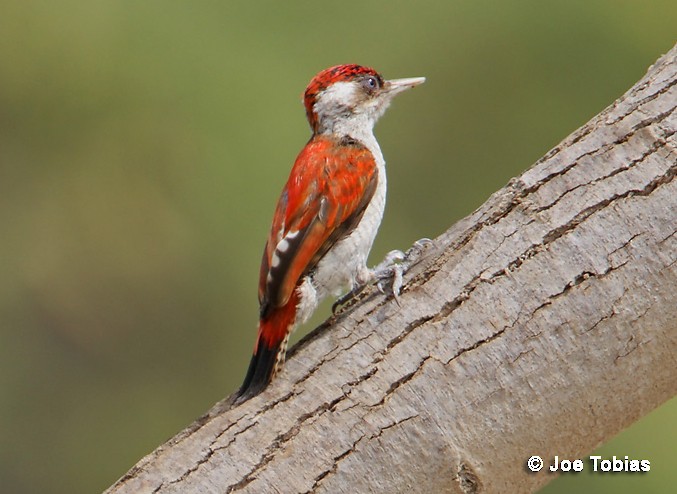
left=403, top=238, right=433, bottom=264
left=332, top=288, right=355, bottom=314
left=331, top=299, right=342, bottom=314
left=415, top=237, right=433, bottom=248
left=392, top=265, right=403, bottom=305
left=333, top=282, right=369, bottom=314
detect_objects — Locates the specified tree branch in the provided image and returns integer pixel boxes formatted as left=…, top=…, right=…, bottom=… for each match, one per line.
left=105, top=44, right=677, bottom=494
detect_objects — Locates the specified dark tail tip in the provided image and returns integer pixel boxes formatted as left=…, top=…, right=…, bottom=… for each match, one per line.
left=236, top=339, right=280, bottom=403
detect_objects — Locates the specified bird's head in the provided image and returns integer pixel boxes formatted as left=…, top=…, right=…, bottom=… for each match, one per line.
left=303, top=64, right=425, bottom=136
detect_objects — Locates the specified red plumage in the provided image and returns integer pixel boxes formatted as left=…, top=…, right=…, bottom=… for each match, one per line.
left=237, top=64, right=424, bottom=401
left=258, top=135, right=377, bottom=319
left=239, top=135, right=377, bottom=400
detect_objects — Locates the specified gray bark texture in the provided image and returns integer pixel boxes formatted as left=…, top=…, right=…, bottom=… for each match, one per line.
left=105, top=44, right=677, bottom=494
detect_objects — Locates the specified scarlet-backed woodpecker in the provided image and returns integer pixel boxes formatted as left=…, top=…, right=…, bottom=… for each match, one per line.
left=237, top=64, right=425, bottom=401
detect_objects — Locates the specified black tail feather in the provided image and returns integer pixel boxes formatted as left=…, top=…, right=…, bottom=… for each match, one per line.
left=236, top=339, right=280, bottom=402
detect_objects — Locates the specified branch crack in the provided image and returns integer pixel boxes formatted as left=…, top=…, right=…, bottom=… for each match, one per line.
left=305, top=415, right=419, bottom=493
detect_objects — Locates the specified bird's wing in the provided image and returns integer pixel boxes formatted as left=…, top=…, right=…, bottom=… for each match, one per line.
left=258, top=135, right=378, bottom=318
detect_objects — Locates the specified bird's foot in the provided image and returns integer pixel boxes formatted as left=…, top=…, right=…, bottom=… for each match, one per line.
left=332, top=238, right=433, bottom=313
left=373, top=238, right=433, bottom=304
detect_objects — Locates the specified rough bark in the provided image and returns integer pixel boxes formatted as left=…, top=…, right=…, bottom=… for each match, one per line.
left=105, top=44, right=677, bottom=494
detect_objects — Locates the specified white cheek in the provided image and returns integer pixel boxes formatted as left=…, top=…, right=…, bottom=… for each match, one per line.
left=314, top=81, right=358, bottom=118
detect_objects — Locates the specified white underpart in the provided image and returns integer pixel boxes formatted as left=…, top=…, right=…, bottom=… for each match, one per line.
left=295, top=81, right=391, bottom=326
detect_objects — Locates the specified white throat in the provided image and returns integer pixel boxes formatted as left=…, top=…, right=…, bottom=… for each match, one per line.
left=313, top=81, right=391, bottom=148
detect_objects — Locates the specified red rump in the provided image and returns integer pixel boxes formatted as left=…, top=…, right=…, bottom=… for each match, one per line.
left=257, top=290, right=299, bottom=350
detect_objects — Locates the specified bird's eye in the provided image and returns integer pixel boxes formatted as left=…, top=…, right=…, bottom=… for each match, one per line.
left=363, top=76, right=379, bottom=90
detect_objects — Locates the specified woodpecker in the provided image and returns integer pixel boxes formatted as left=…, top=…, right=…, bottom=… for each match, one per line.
left=237, top=64, right=425, bottom=401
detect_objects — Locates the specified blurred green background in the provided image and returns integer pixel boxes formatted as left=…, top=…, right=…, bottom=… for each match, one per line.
left=1, top=1, right=675, bottom=493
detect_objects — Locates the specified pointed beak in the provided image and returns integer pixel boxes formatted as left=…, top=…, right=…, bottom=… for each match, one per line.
left=383, top=76, right=426, bottom=97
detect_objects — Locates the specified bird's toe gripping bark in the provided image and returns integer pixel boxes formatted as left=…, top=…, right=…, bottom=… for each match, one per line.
left=373, top=238, right=433, bottom=304
left=332, top=238, right=433, bottom=313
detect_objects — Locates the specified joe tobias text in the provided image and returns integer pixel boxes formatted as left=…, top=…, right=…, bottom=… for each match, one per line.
left=550, top=455, right=650, bottom=473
